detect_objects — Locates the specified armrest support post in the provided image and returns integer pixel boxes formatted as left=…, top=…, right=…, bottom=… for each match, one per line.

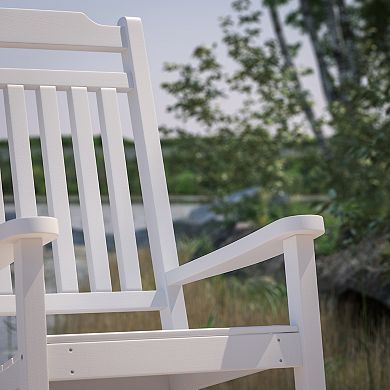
left=283, top=235, right=326, bottom=390
left=14, top=238, right=49, bottom=390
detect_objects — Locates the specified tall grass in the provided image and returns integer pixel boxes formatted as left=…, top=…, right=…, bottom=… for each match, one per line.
left=53, top=246, right=390, bottom=389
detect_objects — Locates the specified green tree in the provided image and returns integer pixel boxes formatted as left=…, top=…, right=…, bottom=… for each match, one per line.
left=162, top=0, right=390, bottom=241
left=285, top=0, right=390, bottom=240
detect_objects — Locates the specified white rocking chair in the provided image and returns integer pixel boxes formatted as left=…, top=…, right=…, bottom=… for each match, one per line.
left=0, top=8, right=327, bottom=390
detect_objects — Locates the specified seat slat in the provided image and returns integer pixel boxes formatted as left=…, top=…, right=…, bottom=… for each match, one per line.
left=47, top=325, right=299, bottom=343
left=97, top=88, right=142, bottom=291
left=67, top=87, right=111, bottom=292
left=47, top=330, right=301, bottom=380
left=4, top=85, right=37, bottom=218
left=0, top=69, right=132, bottom=92
left=36, top=86, right=79, bottom=293
left=0, top=169, right=13, bottom=294
left=0, top=290, right=166, bottom=316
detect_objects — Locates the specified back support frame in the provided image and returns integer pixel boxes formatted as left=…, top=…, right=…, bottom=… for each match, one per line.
left=0, top=8, right=123, bottom=52
left=118, top=17, right=189, bottom=329
left=0, top=9, right=188, bottom=329
left=0, top=9, right=327, bottom=390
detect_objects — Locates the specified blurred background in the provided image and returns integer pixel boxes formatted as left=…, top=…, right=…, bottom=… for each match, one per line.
left=0, top=0, right=389, bottom=389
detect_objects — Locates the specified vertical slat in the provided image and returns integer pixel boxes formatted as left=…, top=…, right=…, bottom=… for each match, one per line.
left=119, top=18, right=188, bottom=329
left=36, top=86, right=79, bottom=293
left=67, top=87, right=111, bottom=292
left=97, top=88, right=142, bottom=291
left=4, top=85, right=37, bottom=218
left=0, top=169, right=13, bottom=294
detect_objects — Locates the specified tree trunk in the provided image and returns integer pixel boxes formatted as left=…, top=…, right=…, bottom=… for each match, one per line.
left=268, top=3, right=330, bottom=160
left=336, top=0, right=360, bottom=82
left=324, top=0, right=349, bottom=85
left=299, top=0, right=337, bottom=106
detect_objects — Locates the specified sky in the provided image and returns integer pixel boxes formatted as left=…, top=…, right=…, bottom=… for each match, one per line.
left=0, top=0, right=325, bottom=139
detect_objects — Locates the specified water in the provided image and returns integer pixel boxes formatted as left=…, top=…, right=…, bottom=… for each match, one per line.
left=4, top=202, right=201, bottom=232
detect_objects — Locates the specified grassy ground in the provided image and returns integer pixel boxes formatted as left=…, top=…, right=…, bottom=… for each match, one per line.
left=53, top=246, right=390, bottom=390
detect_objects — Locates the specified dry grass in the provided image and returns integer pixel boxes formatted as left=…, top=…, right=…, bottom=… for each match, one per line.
left=53, top=246, right=390, bottom=390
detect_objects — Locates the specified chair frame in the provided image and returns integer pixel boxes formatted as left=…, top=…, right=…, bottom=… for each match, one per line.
left=0, top=8, right=327, bottom=390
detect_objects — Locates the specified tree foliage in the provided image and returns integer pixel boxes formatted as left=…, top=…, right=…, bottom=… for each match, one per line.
left=161, top=0, right=390, bottom=242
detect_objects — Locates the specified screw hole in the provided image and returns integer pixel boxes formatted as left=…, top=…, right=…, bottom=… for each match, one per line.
left=70, top=370, right=75, bottom=375
left=279, top=359, right=283, bottom=363
left=68, top=348, right=73, bottom=352
left=277, top=338, right=281, bottom=342
left=20, top=354, right=23, bottom=360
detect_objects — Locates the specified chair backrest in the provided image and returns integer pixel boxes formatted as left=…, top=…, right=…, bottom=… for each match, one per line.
left=0, top=8, right=188, bottom=329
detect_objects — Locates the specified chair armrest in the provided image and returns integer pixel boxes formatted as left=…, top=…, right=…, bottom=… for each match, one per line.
left=0, top=217, right=58, bottom=270
left=166, top=215, right=324, bottom=286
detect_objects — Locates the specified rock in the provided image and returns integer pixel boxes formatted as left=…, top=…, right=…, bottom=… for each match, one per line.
left=211, top=225, right=390, bottom=311
left=317, top=234, right=390, bottom=311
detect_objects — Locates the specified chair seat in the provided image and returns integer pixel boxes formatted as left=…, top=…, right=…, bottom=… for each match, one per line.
left=46, top=325, right=302, bottom=381
left=47, top=324, right=297, bottom=343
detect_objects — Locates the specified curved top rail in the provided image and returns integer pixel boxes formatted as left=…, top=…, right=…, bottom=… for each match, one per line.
left=0, top=8, right=123, bottom=52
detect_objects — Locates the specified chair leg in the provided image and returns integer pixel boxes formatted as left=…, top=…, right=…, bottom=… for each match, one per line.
left=283, top=235, right=326, bottom=390
left=14, top=238, right=49, bottom=390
